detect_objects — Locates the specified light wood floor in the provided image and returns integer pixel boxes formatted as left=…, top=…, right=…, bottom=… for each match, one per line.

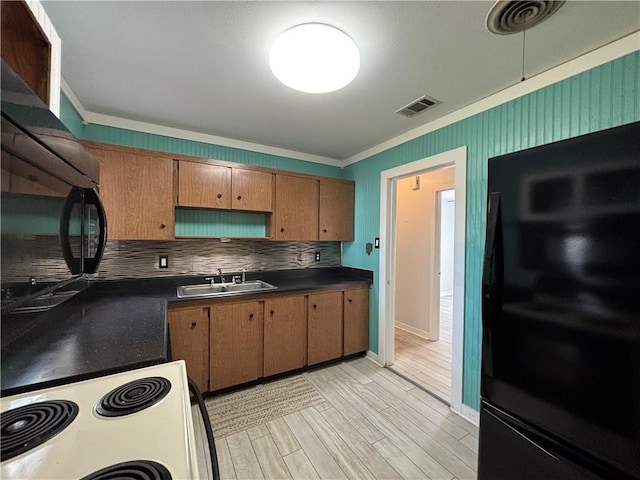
left=214, top=357, right=478, bottom=479
left=392, top=295, right=453, bottom=403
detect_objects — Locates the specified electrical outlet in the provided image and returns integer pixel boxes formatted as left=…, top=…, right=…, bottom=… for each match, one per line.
left=315, top=252, right=321, bottom=262
left=159, top=255, right=169, bottom=268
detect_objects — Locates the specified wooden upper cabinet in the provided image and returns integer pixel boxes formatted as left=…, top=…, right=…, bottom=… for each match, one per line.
left=88, top=146, right=174, bottom=240
left=167, top=306, right=210, bottom=393
left=320, top=180, right=355, bottom=241
left=343, top=286, right=370, bottom=356
left=178, top=161, right=231, bottom=209
left=232, top=169, right=273, bottom=212
left=274, top=174, right=319, bottom=241
left=210, top=300, right=263, bottom=391
left=308, top=291, right=343, bottom=366
left=1, top=1, right=51, bottom=105
left=263, top=295, right=307, bottom=376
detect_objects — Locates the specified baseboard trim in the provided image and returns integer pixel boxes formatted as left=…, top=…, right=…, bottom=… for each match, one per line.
left=396, top=322, right=432, bottom=341
left=365, top=350, right=381, bottom=366
left=452, top=404, right=480, bottom=426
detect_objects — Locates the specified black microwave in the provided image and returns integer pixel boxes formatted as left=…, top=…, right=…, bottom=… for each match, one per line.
left=1, top=59, right=107, bottom=312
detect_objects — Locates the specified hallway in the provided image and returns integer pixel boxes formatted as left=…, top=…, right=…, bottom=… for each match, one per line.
left=392, top=294, right=453, bottom=403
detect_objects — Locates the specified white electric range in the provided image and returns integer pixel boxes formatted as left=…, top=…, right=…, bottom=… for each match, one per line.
left=0, top=360, right=201, bottom=479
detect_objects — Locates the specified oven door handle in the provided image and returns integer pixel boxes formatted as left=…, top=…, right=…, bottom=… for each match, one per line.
left=188, top=379, right=220, bottom=480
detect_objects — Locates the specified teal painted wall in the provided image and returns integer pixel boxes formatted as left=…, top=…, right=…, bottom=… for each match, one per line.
left=59, top=94, right=342, bottom=179
left=59, top=93, right=84, bottom=138
left=81, top=123, right=342, bottom=178
left=175, top=209, right=267, bottom=238
left=342, top=51, right=640, bottom=411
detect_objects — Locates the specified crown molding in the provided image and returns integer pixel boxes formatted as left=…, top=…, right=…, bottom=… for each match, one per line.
left=60, top=76, right=89, bottom=122
left=343, top=31, right=640, bottom=166
left=60, top=81, right=343, bottom=167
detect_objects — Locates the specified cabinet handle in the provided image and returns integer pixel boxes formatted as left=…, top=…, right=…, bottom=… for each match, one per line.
left=323, top=229, right=327, bottom=233
left=348, top=298, right=352, bottom=303
left=249, top=313, right=254, bottom=319
left=191, top=321, right=197, bottom=328
left=160, top=223, right=166, bottom=229
left=217, top=193, right=222, bottom=199
left=313, top=304, right=317, bottom=309
left=237, top=195, right=242, bottom=200
left=280, top=227, right=285, bottom=233
left=270, top=310, right=274, bottom=316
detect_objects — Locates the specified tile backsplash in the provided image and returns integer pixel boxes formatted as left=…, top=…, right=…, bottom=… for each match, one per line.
left=2, top=235, right=342, bottom=283
left=97, top=239, right=341, bottom=279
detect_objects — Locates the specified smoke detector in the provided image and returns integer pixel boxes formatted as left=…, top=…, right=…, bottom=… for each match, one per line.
left=395, top=95, right=441, bottom=118
left=486, top=0, right=565, bottom=35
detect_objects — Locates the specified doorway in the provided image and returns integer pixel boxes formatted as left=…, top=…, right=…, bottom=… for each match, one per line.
left=390, top=169, right=454, bottom=403
left=378, top=146, right=467, bottom=414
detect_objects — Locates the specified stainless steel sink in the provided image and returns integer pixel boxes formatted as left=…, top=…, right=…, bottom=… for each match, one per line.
left=176, top=280, right=277, bottom=298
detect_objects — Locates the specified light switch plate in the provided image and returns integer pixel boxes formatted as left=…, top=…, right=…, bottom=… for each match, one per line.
left=375, top=237, right=380, bottom=248
left=159, top=255, right=169, bottom=268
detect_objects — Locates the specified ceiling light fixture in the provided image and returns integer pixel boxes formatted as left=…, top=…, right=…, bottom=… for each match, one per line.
left=269, top=23, right=360, bottom=94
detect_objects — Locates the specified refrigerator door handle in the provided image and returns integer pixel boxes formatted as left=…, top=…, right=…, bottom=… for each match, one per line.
left=482, top=192, right=503, bottom=377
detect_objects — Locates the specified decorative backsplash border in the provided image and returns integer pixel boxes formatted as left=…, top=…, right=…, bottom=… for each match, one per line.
left=1, top=235, right=342, bottom=283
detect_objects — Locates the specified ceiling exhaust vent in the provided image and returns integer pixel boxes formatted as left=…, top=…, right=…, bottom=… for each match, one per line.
left=395, top=95, right=441, bottom=118
left=486, top=1, right=565, bottom=35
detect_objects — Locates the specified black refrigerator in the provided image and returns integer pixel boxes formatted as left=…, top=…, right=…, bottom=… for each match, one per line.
left=478, top=121, right=640, bottom=480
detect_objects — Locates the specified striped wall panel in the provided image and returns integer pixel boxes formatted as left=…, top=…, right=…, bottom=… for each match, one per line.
left=77, top=122, right=343, bottom=178
left=342, top=51, right=640, bottom=411
left=174, top=208, right=267, bottom=238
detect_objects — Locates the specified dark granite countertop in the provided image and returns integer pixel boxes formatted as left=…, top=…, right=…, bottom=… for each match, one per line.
left=1, top=267, right=372, bottom=396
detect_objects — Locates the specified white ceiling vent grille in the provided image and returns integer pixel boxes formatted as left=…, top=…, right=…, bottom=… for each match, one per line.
left=486, top=1, right=565, bottom=35
left=395, top=95, right=441, bottom=118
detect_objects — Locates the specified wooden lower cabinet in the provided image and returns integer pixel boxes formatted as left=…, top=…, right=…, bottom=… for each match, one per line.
left=167, top=306, right=210, bottom=393
left=343, top=286, right=370, bottom=356
left=168, top=284, right=369, bottom=393
left=209, top=300, right=263, bottom=391
left=308, top=291, right=343, bottom=365
left=263, top=295, right=307, bottom=376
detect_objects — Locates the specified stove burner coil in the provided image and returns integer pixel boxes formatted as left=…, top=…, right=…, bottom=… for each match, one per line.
left=95, top=377, right=171, bottom=417
left=80, top=460, right=172, bottom=480
left=0, top=400, right=79, bottom=461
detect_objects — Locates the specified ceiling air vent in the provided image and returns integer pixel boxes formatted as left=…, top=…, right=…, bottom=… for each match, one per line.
left=486, top=1, right=565, bottom=35
left=395, top=95, right=441, bottom=118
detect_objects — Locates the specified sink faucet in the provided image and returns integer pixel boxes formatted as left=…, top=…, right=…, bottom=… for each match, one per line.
left=204, top=269, right=226, bottom=285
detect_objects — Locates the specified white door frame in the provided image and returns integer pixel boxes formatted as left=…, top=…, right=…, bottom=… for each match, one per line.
left=378, top=146, right=467, bottom=413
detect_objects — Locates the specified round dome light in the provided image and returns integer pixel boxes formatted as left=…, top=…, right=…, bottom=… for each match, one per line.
left=269, top=23, right=360, bottom=94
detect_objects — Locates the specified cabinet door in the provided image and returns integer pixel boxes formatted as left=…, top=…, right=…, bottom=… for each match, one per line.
left=308, top=291, right=343, bottom=366
left=343, top=286, right=369, bottom=356
left=232, top=169, right=273, bottom=212
left=88, top=147, right=174, bottom=240
left=178, top=161, right=231, bottom=209
left=210, top=301, right=263, bottom=391
left=319, top=180, right=355, bottom=241
left=168, top=306, right=210, bottom=393
left=264, top=296, right=307, bottom=376
left=274, top=174, right=319, bottom=240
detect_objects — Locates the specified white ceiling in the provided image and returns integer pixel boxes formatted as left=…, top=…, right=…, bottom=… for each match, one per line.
left=42, top=1, right=640, bottom=163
